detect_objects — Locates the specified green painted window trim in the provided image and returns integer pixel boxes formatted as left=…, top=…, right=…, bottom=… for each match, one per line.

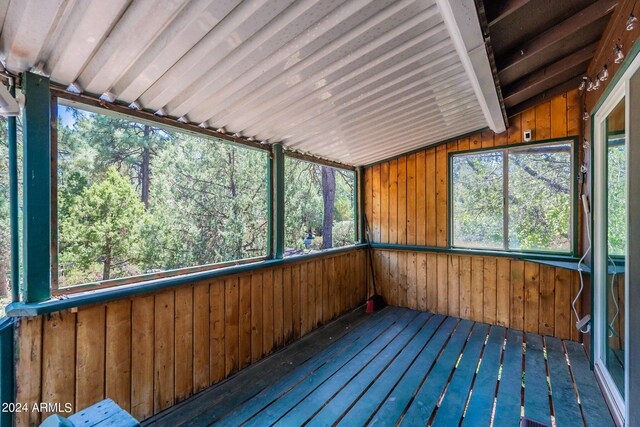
left=30, top=94, right=361, bottom=305
left=53, top=256, right=269, bottom=293
left=8, top=84, right=19, bottom=303
left=5, top=244, right=367, bottom=318
left=53, top=99, right=274, bottom=290
left=272, top=144, right=285, bottom=259
left=357, top=166, right=365, bottom=243
left=0, top=317, right=15, bottom=427
left=370, top=242, right=583, bottom=264
left=447, top=137, right=579, bottom=257
left=22, top=72, right=52, bottom=303
left=282, top=153, right=359, bottom=254
left=266, top=149, right=274, bottom=259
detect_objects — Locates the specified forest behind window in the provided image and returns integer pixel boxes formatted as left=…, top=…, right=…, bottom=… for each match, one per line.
left=57, top=104, right=268, bottom=288
left=284, top=157, right=355, bottom=255
left=0, top=115, right=18, bottom=316
left=452, top=141, right=573, bottom=253
left=607, top=136, right=626, bottom=256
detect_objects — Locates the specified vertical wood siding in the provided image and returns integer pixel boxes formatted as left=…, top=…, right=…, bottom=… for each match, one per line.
left=369, top=250, right=583, bottom=341
left=364, top=91, right=580, bottom=247
left=14, top=249, right=367, bottom=425
left=364, top=91, right=584, bottom=341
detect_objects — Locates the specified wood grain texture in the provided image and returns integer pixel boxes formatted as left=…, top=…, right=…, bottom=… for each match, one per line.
left=75, top=305, right=105, bottom=412
left=154, top=291, right=174, bottom=413
left=273, top=269, right=284, bottom=348
left=225, top=277, right=240, bottom=376
left=261, top=270, right=274, bottom=357
left=370, top=249, right=579, bottom=339
left=496, top=258, right=511, bottom=327
left=174, top=286, right=194, bottom=402
left=131, top=295, right=154, bottom=420
left=361, top=91, right=581, bottom=340
left=483, top=258, right=497, bottom=325
left=42, top=311, right=76, bottom=418
left=193, top=282, right=210, bottom=391
left=106, top=300, right=131, bottom=412
left=210, top=280, right=225, bottom=383
left=13, top=249, right=367, bottom=426
left=16, top=316, right=43, bottom=426
left=364, top=91, right=578, bottom=249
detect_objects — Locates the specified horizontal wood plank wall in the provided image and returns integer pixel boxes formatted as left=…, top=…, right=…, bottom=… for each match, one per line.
left=364, top=91, right=583, bottom=341
left=14, top=249, right=367, bottom=426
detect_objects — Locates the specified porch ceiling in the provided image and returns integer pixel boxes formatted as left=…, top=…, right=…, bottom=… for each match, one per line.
left=0, top=0, right=505, bottom=166
left=481, top=0, right=618, bottom=116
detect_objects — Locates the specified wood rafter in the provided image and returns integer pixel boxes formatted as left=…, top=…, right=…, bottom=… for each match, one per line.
left=488, top=0, right=531, bottom=27
left=503, top=42, right=598, bottom=107
left=498, top=0, right=618, bottom=78
left=507, top=75, right=584, bottom=117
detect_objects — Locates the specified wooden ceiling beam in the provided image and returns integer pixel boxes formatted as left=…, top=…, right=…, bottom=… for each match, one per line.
left=587, top=0, right=634, bottom=75
left=503, top=41, right=598, bottom=107
left=488, top=0, right=531, bottom=27
left=498, top=0, right=618, bottom=78
left=506, top=75, right=585, bottom=117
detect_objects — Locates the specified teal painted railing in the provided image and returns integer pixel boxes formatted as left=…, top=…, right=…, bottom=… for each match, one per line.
left=0, top=317, right=15, bottom=427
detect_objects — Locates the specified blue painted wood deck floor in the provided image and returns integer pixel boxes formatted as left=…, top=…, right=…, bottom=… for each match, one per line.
left=145, top=306, right=614, bottom=427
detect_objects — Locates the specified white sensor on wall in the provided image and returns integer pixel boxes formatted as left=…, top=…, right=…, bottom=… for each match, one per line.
left=523, top=129, right=532, bottom=142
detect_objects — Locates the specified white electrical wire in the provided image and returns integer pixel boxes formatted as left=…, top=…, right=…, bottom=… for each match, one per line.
left=607, top=254, right=619, bottom=338
left=574, top=194, right=591, bottom=333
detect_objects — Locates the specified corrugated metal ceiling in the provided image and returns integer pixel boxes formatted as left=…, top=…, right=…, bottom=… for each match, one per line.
left=0, top=0, right=504, bottom=165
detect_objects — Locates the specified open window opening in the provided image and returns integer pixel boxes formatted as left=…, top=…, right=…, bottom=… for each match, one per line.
left=54, top=101, right=269, bottom=291
left=284, top=156, right=356, bottom=256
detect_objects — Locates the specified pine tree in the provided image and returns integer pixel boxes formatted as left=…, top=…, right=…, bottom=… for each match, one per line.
left=60, top=166, right=147, bottom=281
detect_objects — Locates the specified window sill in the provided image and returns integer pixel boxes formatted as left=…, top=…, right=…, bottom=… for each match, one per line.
left=6, top=244, right=367, bottom=318
left=53, top=256, right=270, bottom=296
left=369, top=243, right=584, bottom=265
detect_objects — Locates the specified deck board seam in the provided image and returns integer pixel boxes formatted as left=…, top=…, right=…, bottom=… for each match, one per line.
left=277, top=313, right=434, bottom=426
left=300, top=313, right=438, bottom=425
left=145, top=306, right=384, bottom=426
left=219, top=309, right=417, bottom=426
left=142, top=308, right=614, bottom=427
left=392, top=318, right=465, bottom=425
left=242, top=311, right=422, bottom=426
left=329, top=314, right=448, bottom=427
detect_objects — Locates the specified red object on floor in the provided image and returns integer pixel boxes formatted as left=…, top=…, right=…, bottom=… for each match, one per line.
left=366, top=299, right=375, bottom=313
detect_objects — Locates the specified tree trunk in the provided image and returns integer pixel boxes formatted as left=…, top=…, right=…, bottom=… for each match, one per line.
left=0, top=248, right=8, bottom=299
left=0, top=225, right=9, bottom=298
left=103, top=239, right=111, bottom=280
left=321, top=166, right=336, bottom=249
left=141, top=126, right=151, bottom=209
left=228, top=151, right=242, bottom=259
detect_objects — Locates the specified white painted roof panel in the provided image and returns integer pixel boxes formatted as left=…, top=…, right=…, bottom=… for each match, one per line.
left=0, top=0, right=503, bottom=165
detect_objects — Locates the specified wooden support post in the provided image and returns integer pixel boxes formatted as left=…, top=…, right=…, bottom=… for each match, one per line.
left=22, top=72, right=52, bottom=303
left=8, top=84, right=19, bottom=302
left=357, top=166, right=365, bottom=243
left=272, top=143, right=285, bottom=259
